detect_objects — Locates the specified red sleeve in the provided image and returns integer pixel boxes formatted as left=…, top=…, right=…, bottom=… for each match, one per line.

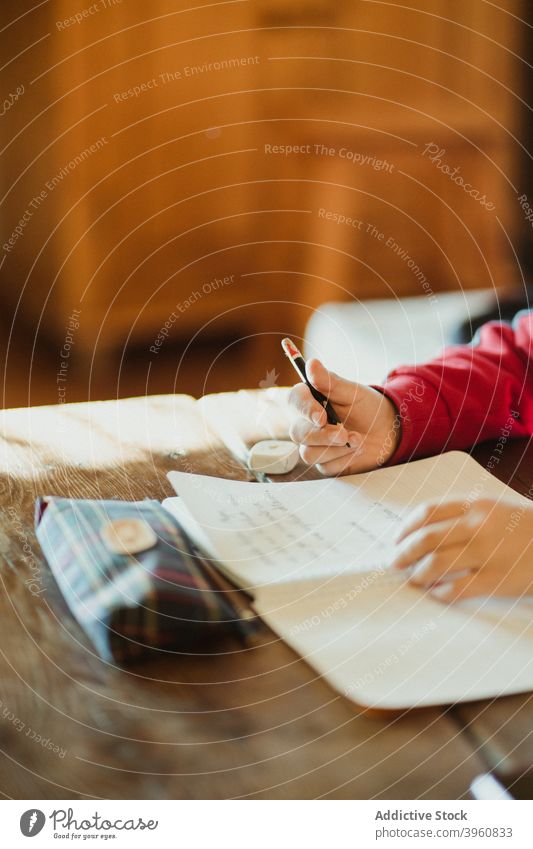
left=376, top=311, right=533, bottom=463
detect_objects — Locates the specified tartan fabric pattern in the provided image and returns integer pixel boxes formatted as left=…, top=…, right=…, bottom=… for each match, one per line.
left=35, top=496, right=253, bottom=662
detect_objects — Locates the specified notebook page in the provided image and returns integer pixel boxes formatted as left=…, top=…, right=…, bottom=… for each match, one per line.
left=166, top=451, right=526, bottom=594
left=254, top=574, right=533, bottom=709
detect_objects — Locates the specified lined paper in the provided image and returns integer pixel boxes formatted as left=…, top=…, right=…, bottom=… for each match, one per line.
left=165, top=451, right=523, bottom=592
left=164, top=451, right=533, bottom=709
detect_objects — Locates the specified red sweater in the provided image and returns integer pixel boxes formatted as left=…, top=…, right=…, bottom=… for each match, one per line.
left=379, top=311, right=533, bottom=463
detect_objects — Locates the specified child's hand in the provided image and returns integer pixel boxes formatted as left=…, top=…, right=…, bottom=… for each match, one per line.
left=392, top=498, right=533, bottom=602
left=288, top=358, right=400, bottom=475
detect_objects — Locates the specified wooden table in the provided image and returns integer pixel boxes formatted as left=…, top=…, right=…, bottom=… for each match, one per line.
left=0, top=389, right=531, bottom=799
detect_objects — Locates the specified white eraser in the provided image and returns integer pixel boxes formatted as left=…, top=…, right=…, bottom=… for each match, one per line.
left=248, top=440, right=299, bottom=474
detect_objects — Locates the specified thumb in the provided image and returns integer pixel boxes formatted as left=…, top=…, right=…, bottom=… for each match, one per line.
left=306, top=358, right=359, bottom=407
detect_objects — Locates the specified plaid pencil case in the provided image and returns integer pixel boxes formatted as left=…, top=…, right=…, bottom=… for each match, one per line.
left=35, top=496, right=258, bottom=663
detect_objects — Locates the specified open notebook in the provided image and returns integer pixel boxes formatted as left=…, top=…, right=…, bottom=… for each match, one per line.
left=163, top=451, right=533, bottom=710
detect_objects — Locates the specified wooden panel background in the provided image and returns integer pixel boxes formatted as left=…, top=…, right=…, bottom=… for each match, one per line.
left=0, top=1, right=525, bottom=364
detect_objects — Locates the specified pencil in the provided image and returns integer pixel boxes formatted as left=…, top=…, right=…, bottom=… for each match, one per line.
left=281, top=337, right=351, bottom=448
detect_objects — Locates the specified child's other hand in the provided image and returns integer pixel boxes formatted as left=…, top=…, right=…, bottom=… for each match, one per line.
left=288, top=358, right=399, bottom=475
left=392, top=498, right=533, bottom=602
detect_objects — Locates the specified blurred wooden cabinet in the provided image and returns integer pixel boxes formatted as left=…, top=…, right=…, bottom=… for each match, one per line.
left=0, top=0, right=524, bottom=360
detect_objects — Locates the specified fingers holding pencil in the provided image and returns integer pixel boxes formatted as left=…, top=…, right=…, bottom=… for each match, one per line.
left=288, top=381, right=328, bottom=428
left=289, top=415, right=351, bottom=447
left=286, top=354, right=401, bottom=476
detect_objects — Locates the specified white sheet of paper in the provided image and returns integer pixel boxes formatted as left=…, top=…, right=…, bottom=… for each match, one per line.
left=254, top=574, right=533, bottom=709
left=165, top=451, right=533, bottom=709
left=166, top=451, right=525, bottom=593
